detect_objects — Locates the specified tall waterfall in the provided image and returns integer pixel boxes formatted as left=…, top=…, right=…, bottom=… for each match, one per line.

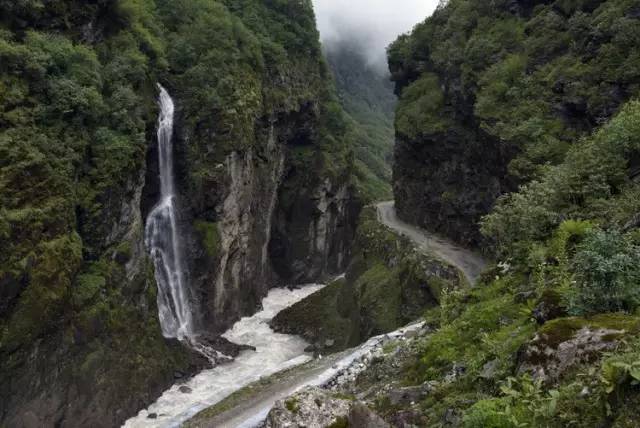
left=145, top=84, right=193, bottom=340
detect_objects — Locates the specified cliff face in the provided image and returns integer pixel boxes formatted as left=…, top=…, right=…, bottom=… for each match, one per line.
left=0, top=0, right=359, bottom=426
left=389, top=0, right=640, bottom=246
left=393, top=122, right=513, bottom=247
left=163, top=0, right=360, bottom=333
left=176, top=95, right=359, bottom=334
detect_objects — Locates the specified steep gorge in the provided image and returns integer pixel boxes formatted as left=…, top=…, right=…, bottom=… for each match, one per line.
left=6, top=0, right=640, bottom=427
left=323, top=40, right=397, bottom=202
left=226, top=1, right=640, bottom=427
left=0, top=1, right=359, bottom=426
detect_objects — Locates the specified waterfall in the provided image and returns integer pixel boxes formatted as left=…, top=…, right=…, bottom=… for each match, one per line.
left=145, top=84, right=193, bottom=340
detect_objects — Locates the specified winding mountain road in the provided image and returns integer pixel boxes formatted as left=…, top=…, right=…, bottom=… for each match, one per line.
left=377, top=201, right=487, bottom=285
left=180, top=202, right=488, bottom=427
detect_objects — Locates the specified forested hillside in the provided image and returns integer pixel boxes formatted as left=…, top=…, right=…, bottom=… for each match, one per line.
left=389, top=0, right=640, bottom=245
left=4, top=0, right=640, bottom=426
left=362, top=0, right=640, bottom=425
left=0, top=1, right=360, bottom=426
left=324, top=41, right=396, bottom=201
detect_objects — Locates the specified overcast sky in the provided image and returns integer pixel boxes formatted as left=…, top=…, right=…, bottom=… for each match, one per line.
left=312, top=0, right=440, bottom=72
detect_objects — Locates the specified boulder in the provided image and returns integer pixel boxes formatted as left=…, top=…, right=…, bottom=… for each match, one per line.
left=196, top=334, right=256, bottom=358
left=518, top=315, right=640, bottom=381
left=265, top=387, right=351, bottom=428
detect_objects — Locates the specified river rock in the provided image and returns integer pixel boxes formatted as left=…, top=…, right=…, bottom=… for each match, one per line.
left=178, top=386, right=192, bottom=394
left=197, top=334, right=256, bottom=358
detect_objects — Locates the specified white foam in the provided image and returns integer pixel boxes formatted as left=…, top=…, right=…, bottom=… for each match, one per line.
left=123, top=284, right=325, bottom=428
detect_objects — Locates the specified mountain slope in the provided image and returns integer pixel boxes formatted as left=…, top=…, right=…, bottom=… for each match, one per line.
left=254, top=1, right=640, bottom=426
left=0, top=1, right=360, bottom=426
left=324, top=42, right=396, bottom=202
left=389, top=0, right=640, bottom=246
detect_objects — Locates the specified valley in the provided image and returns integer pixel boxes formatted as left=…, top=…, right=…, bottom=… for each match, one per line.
left=2, top=0, right=640, bottom=427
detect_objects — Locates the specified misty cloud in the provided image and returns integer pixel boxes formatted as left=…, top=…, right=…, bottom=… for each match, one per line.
left=312, top=0, right=440, bottom=72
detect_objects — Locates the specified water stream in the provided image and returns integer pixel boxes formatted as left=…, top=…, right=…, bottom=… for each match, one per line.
left=123, top=284, right=325, bottom=428
left=145, top=84, right=193, bottom=339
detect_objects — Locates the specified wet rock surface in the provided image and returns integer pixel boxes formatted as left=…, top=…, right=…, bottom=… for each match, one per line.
left=196, top=334, right=256, bottom=358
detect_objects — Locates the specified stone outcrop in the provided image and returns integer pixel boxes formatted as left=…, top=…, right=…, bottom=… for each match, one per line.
left=517, top=315, right=640, bottom=382
left=172, top=101, right=359, bottom=335
left=265, top=387, right=351, bottom=428
left=393, top=127, right=512, bottom=246
left=519, top=325, right=626, bottom=382
left=264, top=388, right=393, bottom=428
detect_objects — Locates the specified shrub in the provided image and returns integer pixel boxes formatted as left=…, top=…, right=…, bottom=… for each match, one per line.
left=481, top=100, right=640, bottom=259
left=568, top=230, right=640, bottom=315
left=463, top=399, right=514, bottom=428
left=528, top=220, right=594, bottom=290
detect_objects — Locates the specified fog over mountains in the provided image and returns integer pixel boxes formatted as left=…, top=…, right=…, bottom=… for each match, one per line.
left=312, top=0, right=439, bottom=72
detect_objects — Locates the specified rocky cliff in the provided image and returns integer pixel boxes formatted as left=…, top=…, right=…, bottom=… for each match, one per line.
left=389, top=0, right=640, bottom=246
left=0, top=1, right=359, bottom=426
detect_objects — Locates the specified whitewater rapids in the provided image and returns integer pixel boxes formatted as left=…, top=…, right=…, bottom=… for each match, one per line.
left=123, top=284, right=325, bottom=428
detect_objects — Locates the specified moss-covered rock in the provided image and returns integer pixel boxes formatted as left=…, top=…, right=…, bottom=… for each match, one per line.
left=194, top=220, right=221, bottom=259
left=518, top=314, right=640, bottom=381
left=270, top=278, right=360, bottom=353
left=265, top=387, right=352, bottom=428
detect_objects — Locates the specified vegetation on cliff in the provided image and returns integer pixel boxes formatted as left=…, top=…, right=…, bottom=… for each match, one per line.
left=0, top=0, right=359, bottom=425
left=324, top=42, right=396, bottom=202
left=372, top=0, right=640, bottom=426
left=389, top=0, right=640, bottom=245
